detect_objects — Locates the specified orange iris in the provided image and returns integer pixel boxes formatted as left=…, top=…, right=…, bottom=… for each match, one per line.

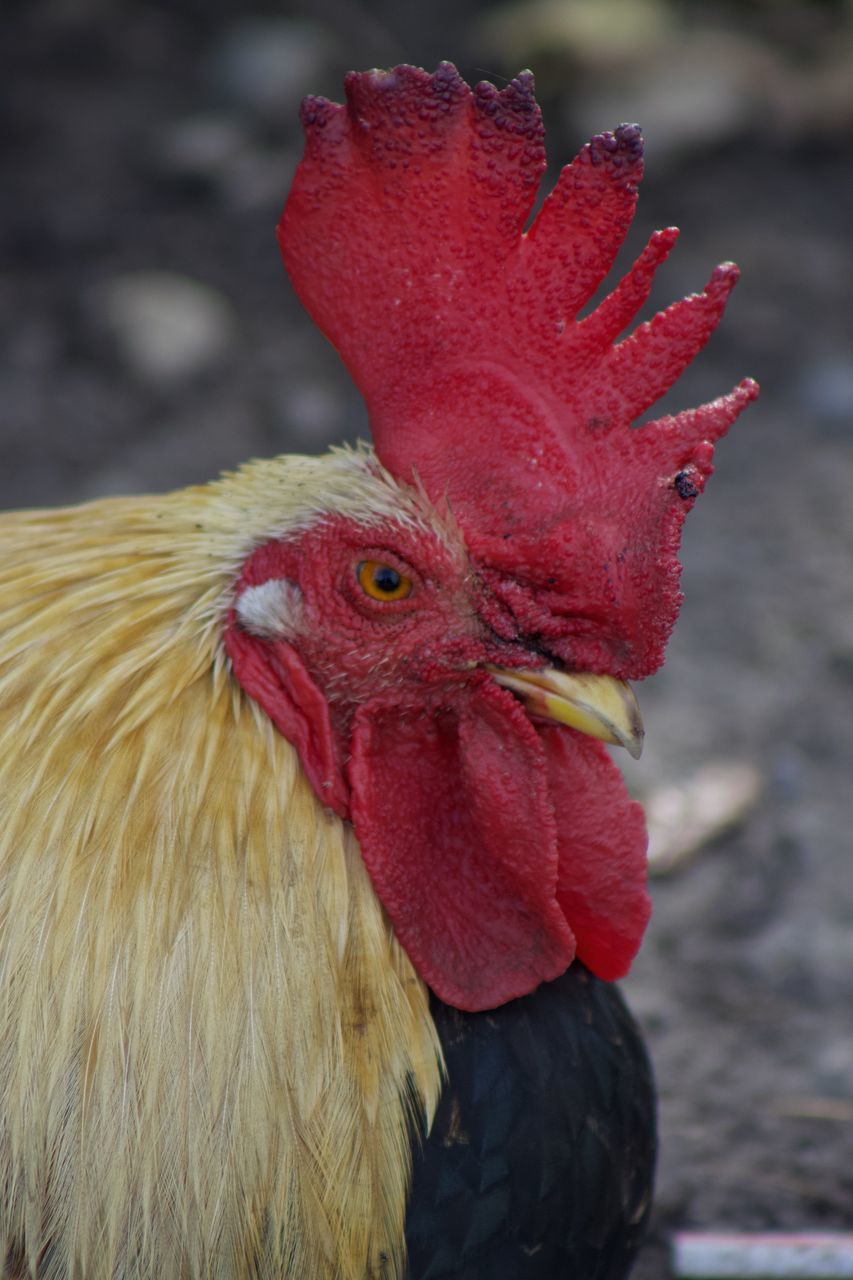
left=357, top=560, right=413, bottom=601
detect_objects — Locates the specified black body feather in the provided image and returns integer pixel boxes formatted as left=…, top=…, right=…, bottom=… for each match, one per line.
left=404, top=964, right=655, bottom=1279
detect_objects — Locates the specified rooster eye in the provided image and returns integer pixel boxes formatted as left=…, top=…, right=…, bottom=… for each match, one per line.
left=357, top=560, right=413, bottom=601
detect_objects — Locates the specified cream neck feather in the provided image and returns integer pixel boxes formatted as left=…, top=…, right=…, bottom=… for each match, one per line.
left=0, top=449, right=442, bottom=1279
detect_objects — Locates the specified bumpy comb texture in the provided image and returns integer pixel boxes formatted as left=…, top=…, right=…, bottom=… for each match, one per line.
left=279, top=62, right=757, bottom=678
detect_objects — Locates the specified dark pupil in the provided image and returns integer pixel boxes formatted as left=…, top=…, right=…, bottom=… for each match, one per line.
left=373, top=565, right=401, bottom=594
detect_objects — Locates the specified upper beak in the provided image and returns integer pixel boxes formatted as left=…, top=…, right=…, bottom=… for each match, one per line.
left=487, top=665, right=645, bottom=759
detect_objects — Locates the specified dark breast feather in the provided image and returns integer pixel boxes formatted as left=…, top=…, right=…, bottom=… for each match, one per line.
left=404, top=964, right=656, bottom=1280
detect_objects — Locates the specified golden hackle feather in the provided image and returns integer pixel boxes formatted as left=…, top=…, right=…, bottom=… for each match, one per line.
left=0, top=448, right=443, bottom=1280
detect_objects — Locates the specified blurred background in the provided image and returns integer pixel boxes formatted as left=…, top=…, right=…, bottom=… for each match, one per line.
left=3, top=1, right=853, bottom=1275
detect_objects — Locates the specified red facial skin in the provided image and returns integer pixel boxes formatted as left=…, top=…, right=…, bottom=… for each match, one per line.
left=225, top=514, right=650, bottom=1013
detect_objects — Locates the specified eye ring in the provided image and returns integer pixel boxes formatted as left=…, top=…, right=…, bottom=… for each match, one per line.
left=357, top=560, right=413, bottom=602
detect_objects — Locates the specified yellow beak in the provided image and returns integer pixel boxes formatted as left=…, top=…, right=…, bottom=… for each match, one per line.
left=487, top=666, right=645, bottom=759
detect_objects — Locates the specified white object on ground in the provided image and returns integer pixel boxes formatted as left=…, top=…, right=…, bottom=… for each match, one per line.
left=645, top=760, right=763, bottom=875
left=673, top=1232, right=853, bottom=1278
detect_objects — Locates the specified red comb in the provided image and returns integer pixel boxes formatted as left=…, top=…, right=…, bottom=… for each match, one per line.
left=279, top=63, right=758, bottom=678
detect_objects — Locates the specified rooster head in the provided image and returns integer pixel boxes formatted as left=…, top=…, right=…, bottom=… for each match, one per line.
left=226, top=63, right=757, bottom=1011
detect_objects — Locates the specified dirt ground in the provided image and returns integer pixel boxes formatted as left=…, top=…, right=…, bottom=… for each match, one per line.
left=3, top=3, right=853, bottom=1276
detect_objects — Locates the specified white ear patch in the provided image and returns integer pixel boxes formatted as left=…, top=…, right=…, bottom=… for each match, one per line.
left=235, top=579, right=303, bottom=640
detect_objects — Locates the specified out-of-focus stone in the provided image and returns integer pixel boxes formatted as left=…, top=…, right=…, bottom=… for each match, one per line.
left=153, top=112, right=294, bottom=212
left=479, top=0, right=672, bottom=73
left=575, top=29, right=777, bottom=161
left=156, top=114, right=248, bottom=184
left=481, top=4, right=853, bottom=153
left=208, top=18, right=333, bottom=119
left=89, top=271, right=237, bottom=386
left=645, top=760, right=764, bottom=875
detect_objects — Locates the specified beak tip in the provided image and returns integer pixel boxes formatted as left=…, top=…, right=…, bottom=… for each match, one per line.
left=489, top=664, right=646, bottom=759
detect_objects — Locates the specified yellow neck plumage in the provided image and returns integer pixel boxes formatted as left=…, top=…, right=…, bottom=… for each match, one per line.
left=0, top=454, right=442, bottom=1279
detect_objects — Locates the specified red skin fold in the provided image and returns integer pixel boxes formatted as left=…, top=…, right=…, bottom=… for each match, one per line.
left=225, top=63, right=759, bottom=1009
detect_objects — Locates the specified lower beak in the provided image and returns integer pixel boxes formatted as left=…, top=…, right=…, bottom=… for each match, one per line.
left=487, top=665, right=645, bottom=760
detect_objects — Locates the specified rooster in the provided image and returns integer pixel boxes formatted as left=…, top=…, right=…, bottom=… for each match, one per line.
left=0, top=63, right=756, bottom=1280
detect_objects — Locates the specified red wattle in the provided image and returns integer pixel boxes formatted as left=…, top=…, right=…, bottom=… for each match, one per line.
left=348, top=681, right=577, bottom=1011
left=542, top=728, right=651, bottom=980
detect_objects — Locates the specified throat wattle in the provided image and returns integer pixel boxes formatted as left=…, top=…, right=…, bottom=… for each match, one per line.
left=346, top=682, right=650, bottom=1011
